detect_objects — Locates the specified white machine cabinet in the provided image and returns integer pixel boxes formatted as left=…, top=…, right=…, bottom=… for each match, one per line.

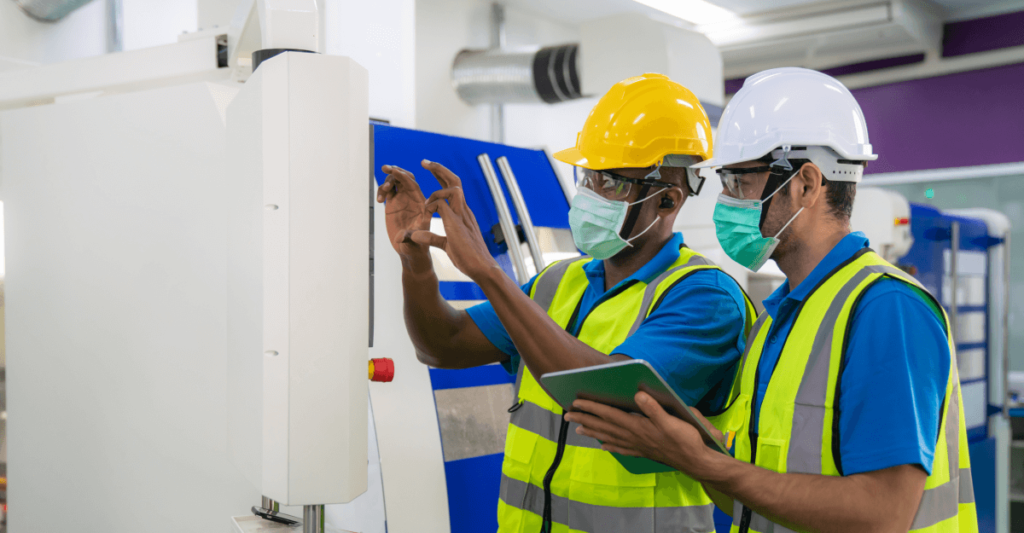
left=226, top=51, right=370, bottom=506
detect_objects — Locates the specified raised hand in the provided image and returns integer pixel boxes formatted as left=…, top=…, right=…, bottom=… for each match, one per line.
left=376, top=165, right=430, bottom=259
left=409, top=160, right=501, bottom=282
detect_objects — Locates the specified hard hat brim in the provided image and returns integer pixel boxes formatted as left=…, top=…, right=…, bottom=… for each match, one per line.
left=552, top=146, right=664, bottom=171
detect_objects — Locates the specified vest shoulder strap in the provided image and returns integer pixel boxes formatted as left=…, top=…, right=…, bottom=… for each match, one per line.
left=530, top=255, right=590, bottom=313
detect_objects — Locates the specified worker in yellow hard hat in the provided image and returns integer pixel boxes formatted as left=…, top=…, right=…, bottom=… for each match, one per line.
left=376, top=73, right=754, bottom=532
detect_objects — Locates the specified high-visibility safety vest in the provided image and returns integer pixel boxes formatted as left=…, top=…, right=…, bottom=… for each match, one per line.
left=498, top=246, right=756, bottom=533
left=721, top=249, right=978, bottom=533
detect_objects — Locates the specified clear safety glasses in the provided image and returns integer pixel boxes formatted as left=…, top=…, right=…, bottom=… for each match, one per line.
left=574, top=167, right=671, bottom=201
left=717, top=166, right=771, bottom=199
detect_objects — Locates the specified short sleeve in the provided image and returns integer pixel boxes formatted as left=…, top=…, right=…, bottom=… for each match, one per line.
left=465, top=275, right=536, bottom=375
left=612, top=269, right=749, bottom=413
left=838, top=279, right=950, bottom=476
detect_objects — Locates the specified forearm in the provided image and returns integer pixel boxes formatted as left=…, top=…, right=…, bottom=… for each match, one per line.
left=697, top=454, right=913, bottom=533
left=476, top=267, right=618, bottom=376
left=400, top=253, right=488, bottom=367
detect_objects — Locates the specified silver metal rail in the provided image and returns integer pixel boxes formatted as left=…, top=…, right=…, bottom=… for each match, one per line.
left=1004, top=232, right=1012, bottom=419
left=479, top=153, right=530, bottom=284
left=303, top=504, right=324, bottom=533
left=496, top=155, right=546, bottom=273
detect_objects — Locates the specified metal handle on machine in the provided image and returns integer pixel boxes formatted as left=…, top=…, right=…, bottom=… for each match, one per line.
left=1004, top=233, right=1012, bottom=419
left=496, top=156, right=546, bottom=272
left=479, top=153, right=530, bottom=284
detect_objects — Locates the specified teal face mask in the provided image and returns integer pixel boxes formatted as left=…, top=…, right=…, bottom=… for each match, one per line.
left=713, top=189, right=803, bottom=272
left=569, top=187, right=661, bottom=260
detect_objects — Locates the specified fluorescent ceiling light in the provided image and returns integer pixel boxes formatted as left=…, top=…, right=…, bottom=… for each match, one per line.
left=697, top=4, right=891, bottom=47
left=633, top=0, right=736, bottom=25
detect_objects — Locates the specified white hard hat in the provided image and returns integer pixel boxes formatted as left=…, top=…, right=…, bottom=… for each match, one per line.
left=693, top=67, right=877, bottom=182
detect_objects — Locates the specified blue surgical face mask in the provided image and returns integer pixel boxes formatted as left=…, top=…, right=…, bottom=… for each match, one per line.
left=569, top=187, right=662, bottom=260
left=712, top=176, right=803, bottom=272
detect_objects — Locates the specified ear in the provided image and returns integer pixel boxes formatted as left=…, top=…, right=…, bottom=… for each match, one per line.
left=793, top=162, right=824, bottom=209
left=658, top=186, right=685, bottom=215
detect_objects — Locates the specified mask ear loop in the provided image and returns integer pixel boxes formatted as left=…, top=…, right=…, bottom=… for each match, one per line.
left=758, top=145, right=797, bottom=230
left=617, top=163, right=662, bottom=240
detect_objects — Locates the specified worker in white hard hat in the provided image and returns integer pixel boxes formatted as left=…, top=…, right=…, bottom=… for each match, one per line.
left=376, top=73, right=756, bottom=532
left=566, top=68, right=979, bottom=533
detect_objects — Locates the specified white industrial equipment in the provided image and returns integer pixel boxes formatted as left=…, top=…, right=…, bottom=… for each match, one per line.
left=850, top=187, right=914, bottom=263
left=226, top=50, right=370, bottom=529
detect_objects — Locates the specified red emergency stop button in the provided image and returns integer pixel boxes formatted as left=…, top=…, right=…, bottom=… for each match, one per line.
left=368, top=358, right=394, bottom=382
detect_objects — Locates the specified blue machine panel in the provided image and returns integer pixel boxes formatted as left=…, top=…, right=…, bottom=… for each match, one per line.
left=372, top=123, right=569, bottom=233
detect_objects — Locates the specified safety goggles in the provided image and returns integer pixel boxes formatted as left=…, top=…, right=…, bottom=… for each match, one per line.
left=717, top=166, right=771, bottom=199
left=574, top=166, right=671, bottom=201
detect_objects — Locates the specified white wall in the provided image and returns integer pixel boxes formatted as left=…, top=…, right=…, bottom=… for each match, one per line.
left=122, top=0, right=197, bottom=51
left=326, top=0, right=416, bottom=127
left=0, top=0, right=198, bottom=67
left=0, top=0, right=107, bottom=65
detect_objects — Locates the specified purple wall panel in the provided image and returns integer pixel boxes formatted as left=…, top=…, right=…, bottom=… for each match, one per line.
left=851, top=62, right=1024, bottom=174
left=943, top=10, right=1024, bottom=57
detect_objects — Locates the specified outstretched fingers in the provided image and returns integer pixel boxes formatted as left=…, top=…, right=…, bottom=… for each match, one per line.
left=422, top=159, right=464, bottom=190
left=377, top=165, right=423, bottom=202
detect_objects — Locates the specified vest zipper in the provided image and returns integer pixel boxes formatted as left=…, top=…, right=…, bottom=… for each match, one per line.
left=541, top=418, right=571, bottom=533
left=508, top=400, right=524, bottom=413
left=538, top=280, right=638, bottom=532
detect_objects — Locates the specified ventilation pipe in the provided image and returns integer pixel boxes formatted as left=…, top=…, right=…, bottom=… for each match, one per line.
left=452, top=43, right=583, bottom=106
left=12, top=0, right=94, bottom=21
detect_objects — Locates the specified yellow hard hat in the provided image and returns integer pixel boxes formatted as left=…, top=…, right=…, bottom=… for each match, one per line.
left=553, top=73, right=713, bottom=171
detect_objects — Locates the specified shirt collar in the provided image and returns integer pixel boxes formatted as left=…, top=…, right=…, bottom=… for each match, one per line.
left=762, top=231, right=870, bottom=318
left=582, top=232, right=685, bottom=295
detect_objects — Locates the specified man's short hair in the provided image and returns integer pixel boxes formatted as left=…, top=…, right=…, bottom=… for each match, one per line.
left=823, top=179, right=856, bottom=220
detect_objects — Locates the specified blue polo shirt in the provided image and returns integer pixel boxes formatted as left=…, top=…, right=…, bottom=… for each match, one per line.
left=753, top=232, right=949, bottom=476
left=466, top=232, right=750, bottom=413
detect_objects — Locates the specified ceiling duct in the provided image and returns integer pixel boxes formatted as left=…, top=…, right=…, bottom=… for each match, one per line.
left=452, top=43, right=582, bottom=105
left=702, top=0, right=943, bottom=78
left=12, top=0, right=95, bottom=21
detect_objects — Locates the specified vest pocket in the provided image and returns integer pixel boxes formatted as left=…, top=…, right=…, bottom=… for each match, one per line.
left=755, top=437, right=787, bottom=473
left=503, top=423, right=540, bottom=481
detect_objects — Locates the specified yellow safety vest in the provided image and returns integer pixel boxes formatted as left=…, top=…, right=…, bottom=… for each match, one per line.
left=720, top=249, right=978, bottom=533
left=498, top=247, right=756, bottom=533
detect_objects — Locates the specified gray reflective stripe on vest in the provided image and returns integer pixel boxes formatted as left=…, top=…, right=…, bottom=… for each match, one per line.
left=509, top=399, right=601, bottom=449
left=533, top=255, right=589, bottom=313
left=787, top=263, right=934, bottom=475
left=786, top=267, right=875, bottom=474
left=502, top=474, right=715, bottom=533
left=626, top=254, right=713, bottom=337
